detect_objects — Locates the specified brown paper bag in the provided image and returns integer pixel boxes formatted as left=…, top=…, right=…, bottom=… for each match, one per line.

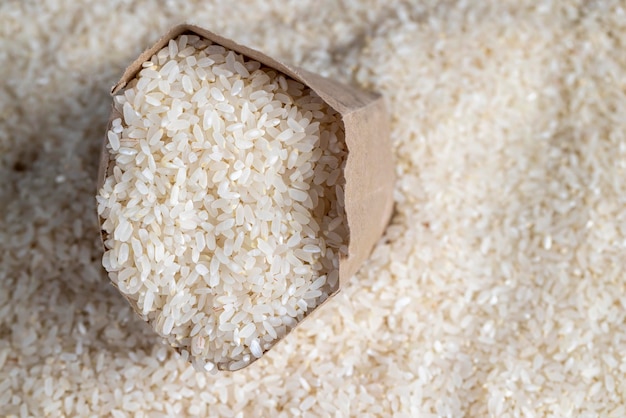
left=97, top=24, right=394, bottom=370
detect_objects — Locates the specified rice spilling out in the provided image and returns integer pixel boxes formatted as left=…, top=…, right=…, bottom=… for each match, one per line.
left=96, top=34, right=348, bottom=371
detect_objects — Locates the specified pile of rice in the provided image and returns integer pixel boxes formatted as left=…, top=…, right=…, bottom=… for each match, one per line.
left=97, top=34, right=347, bottom=371
left=3, top=0, right=626, bottom=416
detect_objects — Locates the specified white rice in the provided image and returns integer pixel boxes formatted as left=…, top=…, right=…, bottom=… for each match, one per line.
left=3, top=1, right=626, bottom=416
left=97, top=34, right=348, bottom=371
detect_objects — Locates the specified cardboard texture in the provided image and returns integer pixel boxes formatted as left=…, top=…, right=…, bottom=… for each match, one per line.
left=97, top=24, right=394, bottom=370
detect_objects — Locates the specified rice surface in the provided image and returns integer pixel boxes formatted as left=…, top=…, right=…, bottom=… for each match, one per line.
left=2, top=0, right=626, bottom=416
left=97, top=34, right=348, bottom=371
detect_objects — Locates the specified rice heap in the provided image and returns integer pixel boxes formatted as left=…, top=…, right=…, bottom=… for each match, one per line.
left=5, top=0, right=626, bottom=416
left=97, top=34, right=348, bottom=371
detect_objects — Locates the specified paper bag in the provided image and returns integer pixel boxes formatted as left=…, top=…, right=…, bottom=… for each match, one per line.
left=97, top=24, right=394, bottom=370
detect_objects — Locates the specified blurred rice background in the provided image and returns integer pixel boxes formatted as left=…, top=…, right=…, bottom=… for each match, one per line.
left=1, top=0, right=626, bottom=416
